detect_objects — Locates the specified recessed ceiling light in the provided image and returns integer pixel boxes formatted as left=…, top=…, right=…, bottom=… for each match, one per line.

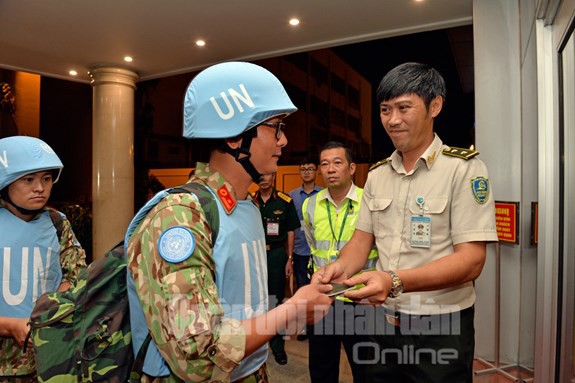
left=196, top=40, right=206, bottom=47
left=289, top=18, right=300, bottom=26
left=69, top=70, right=78, bottom=76
left=124, top=56, right=133, bottom=62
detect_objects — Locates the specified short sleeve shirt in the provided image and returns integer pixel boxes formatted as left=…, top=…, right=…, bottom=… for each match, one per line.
left=356, top=134, right=498, bottom=315
left=289, top=185, right=322, bottom=256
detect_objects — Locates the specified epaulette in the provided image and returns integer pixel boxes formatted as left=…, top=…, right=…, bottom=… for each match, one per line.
left=369, top=158, right=391, bottom=171
left=442, top=147, right=480, bottom=160
left=277, top=191, right=292, bottom=203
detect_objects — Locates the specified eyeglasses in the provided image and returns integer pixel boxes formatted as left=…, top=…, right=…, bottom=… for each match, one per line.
left=260, top=121, right=286, bottom=140
left=300, top=167, right=317, bottom=173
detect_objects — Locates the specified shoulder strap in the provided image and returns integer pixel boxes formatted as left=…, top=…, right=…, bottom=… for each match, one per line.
left=442, top=146, right=480, bottom=160
left=48, top=209, right=64, bottom=242
left=277, top=191, right=292, bottom=203
left=369, top=158, right=391, bottom=171
left=168, top=181, right=220, bottom=245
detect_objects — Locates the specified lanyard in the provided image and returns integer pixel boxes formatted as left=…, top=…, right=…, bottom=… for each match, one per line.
left=326, top=198, right=353, bottom=253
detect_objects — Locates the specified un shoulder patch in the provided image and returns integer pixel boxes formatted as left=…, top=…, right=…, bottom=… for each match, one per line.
left=158, top=226, right=195, bottom=263
left=442, top=147, right=479, bottom=160
left=369, top=158, right=390, bottom=171
left=471, top=177, right=490, bottom=204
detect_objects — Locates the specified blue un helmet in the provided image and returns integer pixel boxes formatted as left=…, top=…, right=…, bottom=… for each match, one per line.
left=0, top=136, right=63, bottom=191
left=0, top=136, right=63, bottom=215
left=0, top=136, right=64, bottom=194
left=183, top=62, right=297, bottom=182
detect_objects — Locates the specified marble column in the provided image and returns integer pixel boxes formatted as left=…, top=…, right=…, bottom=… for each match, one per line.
left=89, top=67, right=138, bottom=259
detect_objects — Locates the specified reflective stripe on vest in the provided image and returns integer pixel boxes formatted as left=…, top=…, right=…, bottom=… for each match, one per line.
left=303, top=188, right=377, bottom=272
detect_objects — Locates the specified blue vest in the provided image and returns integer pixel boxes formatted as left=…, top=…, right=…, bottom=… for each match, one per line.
left=126, top=188, right=269, bottom=380
left=0, top=208, right=62, bottom=318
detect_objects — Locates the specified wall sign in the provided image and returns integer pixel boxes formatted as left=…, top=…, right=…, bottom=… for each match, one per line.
left=495, top=201, right=519, bottom=244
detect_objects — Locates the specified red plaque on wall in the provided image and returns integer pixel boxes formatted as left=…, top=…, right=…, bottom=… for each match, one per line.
left=495, top=201, right=519, bottom=244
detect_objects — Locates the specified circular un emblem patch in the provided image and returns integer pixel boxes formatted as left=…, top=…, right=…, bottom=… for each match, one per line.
left=158, top=226, right=195, bottom=263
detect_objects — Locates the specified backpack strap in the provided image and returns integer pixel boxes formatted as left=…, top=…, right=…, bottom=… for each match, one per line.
left=48, top=209, right=64, bottom=243
left=129, top=334, right=152, bottom=383
left=168, top=181, right=220, bottom=244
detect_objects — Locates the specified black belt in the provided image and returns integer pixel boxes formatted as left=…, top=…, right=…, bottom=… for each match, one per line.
left=265, top=242, right=284, bottom=251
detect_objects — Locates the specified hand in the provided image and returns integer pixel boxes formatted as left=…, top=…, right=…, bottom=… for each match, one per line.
left=57, top=280, right=71, bottom=292
left=310, top=261, right=348, bottom=285
left=6, top=317, right=32, bottom=348
left=286, top=283, right=333, bottom=329
left=285, top=257, right=293, bottom=278
left=342, top=271, right=391, bottom=305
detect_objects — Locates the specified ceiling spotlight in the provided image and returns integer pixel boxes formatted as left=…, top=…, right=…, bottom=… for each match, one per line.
left=289, top=18, right=300, bottom=26
left=196, top=40, right=206, bottom=47
left=124, top=56, right=133, bottom=62
left=69, top=70, right=78, bottom=76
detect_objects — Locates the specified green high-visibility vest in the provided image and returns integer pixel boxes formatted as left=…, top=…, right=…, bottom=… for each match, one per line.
left=302, top=186, right=378, bottom=272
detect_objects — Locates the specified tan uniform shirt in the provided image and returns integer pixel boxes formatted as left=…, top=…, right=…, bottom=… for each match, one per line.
left=357, top=134, right=498, bottom=315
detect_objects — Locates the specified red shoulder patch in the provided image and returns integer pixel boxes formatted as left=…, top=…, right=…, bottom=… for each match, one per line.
left=217, top=184, right=236, bottom=213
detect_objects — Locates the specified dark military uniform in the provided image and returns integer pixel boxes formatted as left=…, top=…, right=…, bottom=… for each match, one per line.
left=252, top=189, right=300, bottom=357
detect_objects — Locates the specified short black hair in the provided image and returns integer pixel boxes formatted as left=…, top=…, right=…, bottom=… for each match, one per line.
left=320, top=141, right=354, bottom=164
left=376, top=62, right=446, bottom=108
left=299, top=157, right=318, bottom=167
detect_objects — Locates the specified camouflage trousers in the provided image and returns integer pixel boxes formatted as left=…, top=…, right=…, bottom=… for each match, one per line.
left=0, top=374, right=37, bottom=383
left=233, top=364, right=269, bottom=383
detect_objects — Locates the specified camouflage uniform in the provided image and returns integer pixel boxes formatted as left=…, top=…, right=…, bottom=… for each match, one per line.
left=128, top=163, right=267, bottom=383
left=0, top=202, right=87, bottom=381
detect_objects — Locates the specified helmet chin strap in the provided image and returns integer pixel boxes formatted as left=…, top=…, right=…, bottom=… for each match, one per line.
left=219, top=129, right=263, bottom=183
left=0, top=189, right=45, bottom=216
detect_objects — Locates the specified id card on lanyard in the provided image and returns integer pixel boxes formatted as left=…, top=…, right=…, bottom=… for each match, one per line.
left=327, top=199, right=353, bottom=262
left=411, top=196, right=431, bottom=248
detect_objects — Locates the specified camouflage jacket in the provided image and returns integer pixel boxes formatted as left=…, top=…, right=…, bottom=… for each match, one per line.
left=127, top=163, right=247, bottom=383
left=0, top=203, right=87, bottom=377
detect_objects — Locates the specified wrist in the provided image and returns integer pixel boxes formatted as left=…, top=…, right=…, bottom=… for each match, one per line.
left=384, top=270, right=404, bottom=298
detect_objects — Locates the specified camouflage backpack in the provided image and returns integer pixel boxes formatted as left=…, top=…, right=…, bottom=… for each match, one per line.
left=29, top=182, right=219, bottom=382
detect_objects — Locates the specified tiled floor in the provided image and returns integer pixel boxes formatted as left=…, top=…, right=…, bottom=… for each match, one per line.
left=473, top=359, right=534, bottom=383
left=267, top=336, right=352, bottom=383
left=267, top=338, right=535, bottom=383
